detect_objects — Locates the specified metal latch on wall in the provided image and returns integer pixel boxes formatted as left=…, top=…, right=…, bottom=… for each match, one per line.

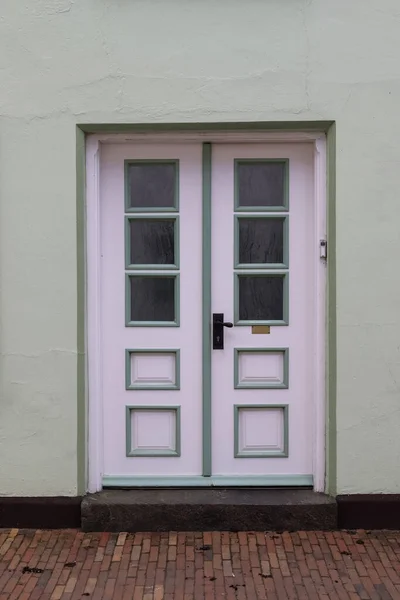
left=320, top=239, right=327, bottom=261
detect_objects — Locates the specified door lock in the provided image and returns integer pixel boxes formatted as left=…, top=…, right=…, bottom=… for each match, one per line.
left=213, top=313, right=233, bottom=350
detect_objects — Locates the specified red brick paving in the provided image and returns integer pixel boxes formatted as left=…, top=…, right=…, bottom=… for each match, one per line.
left=1, top=529, right=400, bottom=599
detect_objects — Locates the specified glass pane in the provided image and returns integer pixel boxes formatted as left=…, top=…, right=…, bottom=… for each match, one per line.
left=238, top=276, right=284, bottom=321
left=129, top=219, right=175, bottom=265
left=238, top=218, right=284, bottom=264
left=130, top=276, right=175, bottom=322
left=128, top=163, right=176, bottom=209
left=237, top=161, right=286, bottom=208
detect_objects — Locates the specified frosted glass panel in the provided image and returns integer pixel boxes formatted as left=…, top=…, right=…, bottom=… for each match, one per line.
left=130, top=276, right=175, bottom=322
left=238, top=218, right=284, bottom=264
left=237, top=161, right=286, bottom=208
left=129, top=219, right=175, bottom=265
left=238, top=276, right=284, bottom=321
left=127, top=162, right=177, bottom=209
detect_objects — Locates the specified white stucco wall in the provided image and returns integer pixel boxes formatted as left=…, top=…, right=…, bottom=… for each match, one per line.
left=1, top=0, right=400, bottom=496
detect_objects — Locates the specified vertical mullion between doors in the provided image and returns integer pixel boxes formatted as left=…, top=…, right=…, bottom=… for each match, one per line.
left=202, top=143, right=212, bottom=476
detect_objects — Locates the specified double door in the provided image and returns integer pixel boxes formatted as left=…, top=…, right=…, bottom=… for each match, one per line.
left=99, top=140, right=317, bottom=486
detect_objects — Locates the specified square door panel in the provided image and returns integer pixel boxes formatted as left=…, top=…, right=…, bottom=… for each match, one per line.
left=126, top=406, right=181, bottom=457
left=234, top=405, right=288, bottom=458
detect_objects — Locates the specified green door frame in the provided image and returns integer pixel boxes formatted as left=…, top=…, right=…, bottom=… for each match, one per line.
left=77, top=122, right=336, bottom=494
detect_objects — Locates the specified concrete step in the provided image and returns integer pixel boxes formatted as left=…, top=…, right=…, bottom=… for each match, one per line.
left=81, top=489, right=337, bottom=532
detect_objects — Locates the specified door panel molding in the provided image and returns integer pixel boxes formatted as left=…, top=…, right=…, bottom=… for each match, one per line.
left=125, top=406, right=181, bottom=457
left=234, top=404, right=289, bottom=458
left=234, top=348, right=289, bottom=390
left=125, top=349, right=180, bottom=391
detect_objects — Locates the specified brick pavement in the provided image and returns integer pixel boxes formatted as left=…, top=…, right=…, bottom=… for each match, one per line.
left=1, top=529, right=400, bottom=599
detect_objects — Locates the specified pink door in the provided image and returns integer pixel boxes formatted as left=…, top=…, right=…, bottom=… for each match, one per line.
left=100, top=142, right=203, bottom=482
left=211, top=143, right=315, bottom=482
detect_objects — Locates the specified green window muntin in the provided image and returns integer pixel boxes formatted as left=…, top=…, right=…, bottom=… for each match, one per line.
left=233, top=157, right=289, bottom=326
left=124, top=160, right=181, bottom=327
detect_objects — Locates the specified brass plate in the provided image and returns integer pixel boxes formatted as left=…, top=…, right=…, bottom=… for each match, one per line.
left=251, top=325, right=270, bottom=334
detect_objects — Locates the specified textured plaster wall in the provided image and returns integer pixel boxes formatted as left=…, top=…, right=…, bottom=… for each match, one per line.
left=1, top=0, right=400, bottom=495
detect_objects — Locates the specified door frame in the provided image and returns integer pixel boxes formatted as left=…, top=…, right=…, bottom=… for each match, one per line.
left=85, top=131, right=327, bottom=493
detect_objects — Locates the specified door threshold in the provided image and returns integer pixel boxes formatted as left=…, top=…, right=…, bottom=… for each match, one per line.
left=106, top=486, right=314, bottom=491
left=102, top=475, right=314, bottom=488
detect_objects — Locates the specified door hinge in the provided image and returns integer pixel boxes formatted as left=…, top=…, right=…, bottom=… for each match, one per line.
left=320, top=239, right=327, bottom=260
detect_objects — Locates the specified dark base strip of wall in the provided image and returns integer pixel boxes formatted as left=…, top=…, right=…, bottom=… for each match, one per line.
left=1, top=494, right=400, bottom=530
left=0, top=497, right=82, bottom=529
left=337, top=494, right=400, bottom=530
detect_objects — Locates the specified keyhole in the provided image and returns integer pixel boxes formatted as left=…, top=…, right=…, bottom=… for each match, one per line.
left=216, top=335, right=220, bottom=342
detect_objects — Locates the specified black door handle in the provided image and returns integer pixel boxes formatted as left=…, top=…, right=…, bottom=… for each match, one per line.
left=213, top=313, right=233, bottom=349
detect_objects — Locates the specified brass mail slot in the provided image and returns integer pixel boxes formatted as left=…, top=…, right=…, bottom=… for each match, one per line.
left=251, top=325, right=270, bottom=334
